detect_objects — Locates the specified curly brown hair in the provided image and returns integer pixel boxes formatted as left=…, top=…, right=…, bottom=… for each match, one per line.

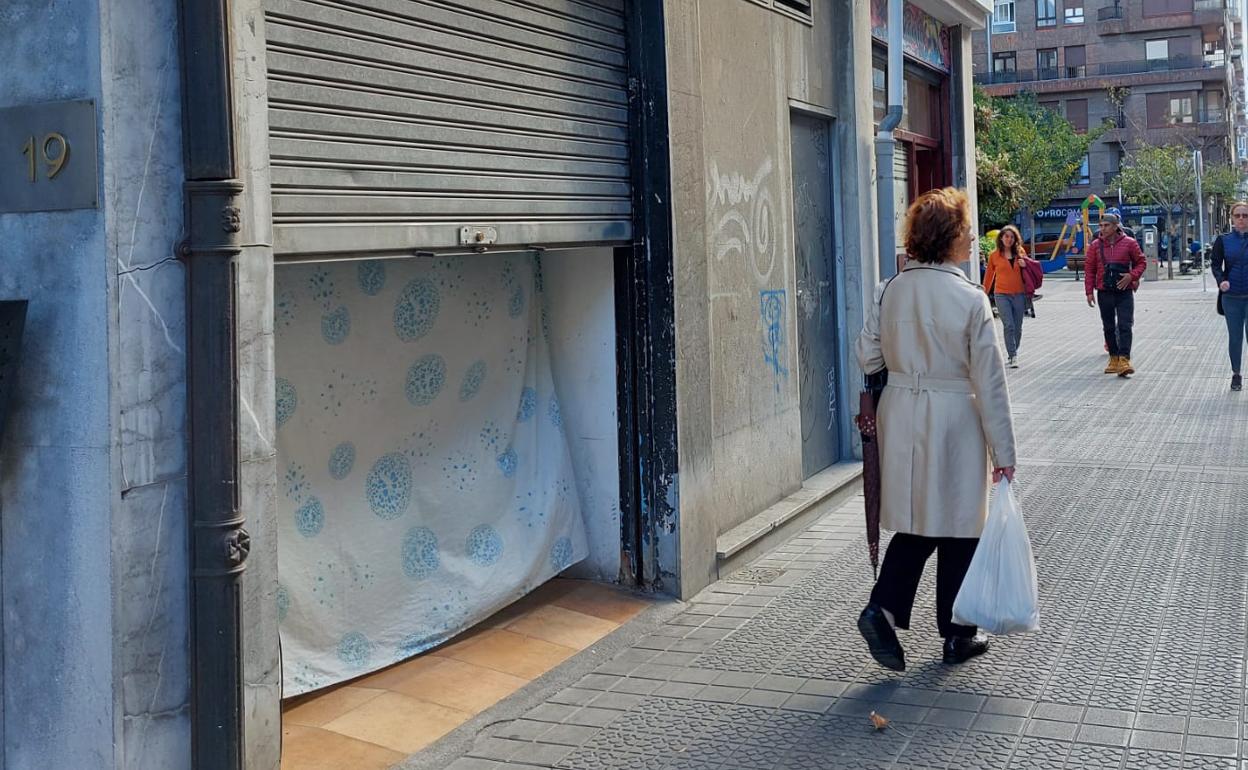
left=904, top=187, right=971, bottom=264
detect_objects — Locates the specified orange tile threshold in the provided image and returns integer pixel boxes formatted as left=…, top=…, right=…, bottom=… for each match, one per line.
left=279, top=578, right=654, bottom=769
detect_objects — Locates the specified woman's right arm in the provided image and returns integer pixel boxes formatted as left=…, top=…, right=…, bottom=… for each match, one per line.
left=855, top=282, right=887, bottom=375
left=982, top=252, right=997, bottom=293
left=967, top=293, right=1017, bottom=469
left=1211, top=236, right=1226, bottom=286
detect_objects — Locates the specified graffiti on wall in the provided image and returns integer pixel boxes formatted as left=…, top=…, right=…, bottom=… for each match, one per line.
left=759, top=289, right=788, bottom=389
left=869, top=0, right=950, bottom=73
left=708, top=159, right=778, bottom=284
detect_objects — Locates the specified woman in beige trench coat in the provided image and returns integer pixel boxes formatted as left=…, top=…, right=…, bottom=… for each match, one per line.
left=855, top=188, right=1017, bottom=672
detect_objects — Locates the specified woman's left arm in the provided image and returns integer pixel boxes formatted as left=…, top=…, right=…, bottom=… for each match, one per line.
left=967, top=294, right=1017, bottom=469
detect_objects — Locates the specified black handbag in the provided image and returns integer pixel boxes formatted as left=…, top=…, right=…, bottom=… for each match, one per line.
left=1217, top=291, right=1225, bottom=316
left=1102, top=262, right=1129, bottom=292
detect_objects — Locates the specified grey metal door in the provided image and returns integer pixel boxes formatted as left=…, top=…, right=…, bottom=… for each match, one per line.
left=263, top=0, right=632, bottom=258
left=790, top=113, right=840, bottom=477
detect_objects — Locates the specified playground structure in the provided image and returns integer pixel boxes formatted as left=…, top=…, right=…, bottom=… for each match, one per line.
left=1038, top=194, right=1106, bottom=278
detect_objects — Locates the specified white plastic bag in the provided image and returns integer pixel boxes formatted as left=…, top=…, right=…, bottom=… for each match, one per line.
left=952, top=480, right=1040, bottom=635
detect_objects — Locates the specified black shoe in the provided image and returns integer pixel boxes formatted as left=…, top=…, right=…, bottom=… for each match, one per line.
left=1233, top=374, right=1242, bottom=392
left=858, top=604, right=906, bottom=671
left=942, top=634, right=989, bottom=665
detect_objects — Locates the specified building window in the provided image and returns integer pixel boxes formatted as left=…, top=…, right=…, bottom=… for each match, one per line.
left=1147, top=91, right=1196, bottom=126
left=873, top=65, right=886, bottom=123
left=1066, top=98, right=1089, bottom=132
left=1064, top=1, right=1084, bottom=23
left=1146, top=39, right=1169, bottom=69
left=1037, top=48, right=1059, bottom=79
left=992, top=52, right=1018, bottom=82
left=1072, top=154, right=1090, bottom=186
left=993, top=0, right=1016, bottom=33
left=1065, top=45, right=1086, bottom=78
left=1168, top=95, right=1194, bottom=123
left=1036, top=0, right=1057, bottom=26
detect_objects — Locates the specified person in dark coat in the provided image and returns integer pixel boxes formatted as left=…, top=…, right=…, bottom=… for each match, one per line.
left=1211, top=201, right=1248, bottom=391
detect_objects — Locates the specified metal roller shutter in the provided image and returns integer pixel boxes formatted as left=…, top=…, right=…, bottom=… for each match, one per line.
left=893, top=140, right=911, bottom=254
left=263, top=0, right=632, bottom=258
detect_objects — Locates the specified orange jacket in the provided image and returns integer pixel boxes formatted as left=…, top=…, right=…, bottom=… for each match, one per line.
left=983, top=249, right=1028, bottom=295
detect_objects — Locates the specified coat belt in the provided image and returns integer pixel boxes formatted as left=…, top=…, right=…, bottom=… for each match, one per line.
left=886, top=372, right=974, bottom=394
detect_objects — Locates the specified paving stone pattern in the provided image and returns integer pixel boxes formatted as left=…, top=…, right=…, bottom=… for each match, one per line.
left=441, top=279, right=1248, bottom=769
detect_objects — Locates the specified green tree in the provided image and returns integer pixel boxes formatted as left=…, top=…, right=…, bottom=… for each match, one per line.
left=1110, top=145, right=1193, bottom=278
left=975, top=89, right=1104, bottom=253
left=1201, top=162, right=1246, bottom=232
left=973, top=90, right=1023, bottom=231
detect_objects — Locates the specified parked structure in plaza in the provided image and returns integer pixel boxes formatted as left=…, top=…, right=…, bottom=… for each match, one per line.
left=973, top=0, right=1248, bottom=239
left=0, top=0, right=988, bottom=766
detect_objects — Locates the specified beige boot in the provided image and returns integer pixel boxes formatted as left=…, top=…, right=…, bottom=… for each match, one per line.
left=1104, top=355, right=1121, bottom=374
left=1117, top=357, right=1135, bottom=377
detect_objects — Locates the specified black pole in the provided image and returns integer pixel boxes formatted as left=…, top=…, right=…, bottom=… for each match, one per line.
left=176, top=0, right=248, bottom=766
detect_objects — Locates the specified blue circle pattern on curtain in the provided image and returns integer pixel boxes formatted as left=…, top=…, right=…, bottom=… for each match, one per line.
left=551, top=536, right=574, bottom=572
left=394, top=277, right=440, bottom=341
left=496, top=446, right=518, bottom=478
left=366, top=452, right=413, bottom=519
left=329, top=442, right=356, bottom=480
left=517, top=386, right=537, bottom=422
left=321, top=305, right=351, bottom=345
left=459, top=360, right=487, bottom=401
left=402, top=526, right=440, bottom=580
left=337, top=631, right=373, bottom=668
left=467, top=525, right=504, bottom=566
left=276, top=378, right=297, bottom=428
left=276, top=585, right=290, bottom=622
left=295, top=497, right=325, bottom=537
left=405, top=354, right=447, bottom=407
left=508, top=284, right=525, bottom=318
left=548, top=394, right=562, bottom=428
left=358, top=260, right=386, bottom=296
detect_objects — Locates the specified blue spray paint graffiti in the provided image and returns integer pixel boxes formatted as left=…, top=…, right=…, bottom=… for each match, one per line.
left=760, top=289, right=788, bottom=389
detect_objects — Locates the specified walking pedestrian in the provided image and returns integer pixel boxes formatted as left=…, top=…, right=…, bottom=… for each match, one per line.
left=1084, top=211, right=1146, bottom=377
left=854, top=188, right=1018, bottom=671
left=982, top=225, right=1029, bottom=368
left=1211, top=201, right=1248, bottom=391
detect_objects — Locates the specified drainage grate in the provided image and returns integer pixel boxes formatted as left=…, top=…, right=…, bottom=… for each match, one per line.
left=726, top=566, right=785, bottom=585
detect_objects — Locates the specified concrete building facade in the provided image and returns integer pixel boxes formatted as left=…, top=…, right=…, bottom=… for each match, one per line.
left=0, top=0, right=986, bottom=767
left=972, top=0, right=1248, bottom=239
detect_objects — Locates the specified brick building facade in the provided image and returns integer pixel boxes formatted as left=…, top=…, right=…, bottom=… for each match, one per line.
left=972, top=0, right=1247, bottom=240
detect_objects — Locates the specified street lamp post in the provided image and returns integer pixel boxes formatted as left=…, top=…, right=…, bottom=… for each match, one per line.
left=1196, top=149, right=1207, bottom=291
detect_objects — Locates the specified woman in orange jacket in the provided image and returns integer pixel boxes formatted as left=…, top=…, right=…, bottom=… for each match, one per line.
left=982, top=225, right=1029, bottom=368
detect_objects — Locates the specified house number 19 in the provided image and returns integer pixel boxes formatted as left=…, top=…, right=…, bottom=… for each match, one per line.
left=20, top=133, right=70, bottom=182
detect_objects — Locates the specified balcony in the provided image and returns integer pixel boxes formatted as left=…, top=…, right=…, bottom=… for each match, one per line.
left=1097, top=3, right=1124, bottom=21
left=974, top=54, right=1222, bottom=86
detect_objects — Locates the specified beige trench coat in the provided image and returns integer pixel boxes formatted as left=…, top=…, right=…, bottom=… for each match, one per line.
left=856, top=262, right=1017, bottom=538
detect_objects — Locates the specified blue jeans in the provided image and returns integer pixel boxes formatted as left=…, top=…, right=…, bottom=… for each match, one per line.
left=995, top=293, right=1025, bottom=358
left=1224, top=294, right=1248, bottom=373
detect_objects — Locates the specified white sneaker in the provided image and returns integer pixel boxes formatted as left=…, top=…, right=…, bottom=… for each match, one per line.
left=1007, top=356, right=1019, bottom=368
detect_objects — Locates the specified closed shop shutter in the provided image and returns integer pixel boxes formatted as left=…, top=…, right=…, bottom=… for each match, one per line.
left=894, top=140, right=911, bottom=259
left=264, top=0, right=632, bottom=258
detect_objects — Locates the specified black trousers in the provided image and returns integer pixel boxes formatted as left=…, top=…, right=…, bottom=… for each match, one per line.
left=1097, top=289, right=1135, bottom=357
left=870, top=533, right=979, bottom=638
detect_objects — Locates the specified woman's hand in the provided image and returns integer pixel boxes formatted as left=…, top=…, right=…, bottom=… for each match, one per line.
left=992, top=466, right=1016, bottom=483
left=1221, top=280, right=1231, bottom=292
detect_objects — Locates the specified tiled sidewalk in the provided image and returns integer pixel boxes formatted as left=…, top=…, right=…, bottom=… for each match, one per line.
left=425, top=278, right=1248, bottom=769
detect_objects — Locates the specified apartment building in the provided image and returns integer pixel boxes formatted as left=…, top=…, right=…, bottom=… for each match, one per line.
left=972, top=0, right=1248, bottom=239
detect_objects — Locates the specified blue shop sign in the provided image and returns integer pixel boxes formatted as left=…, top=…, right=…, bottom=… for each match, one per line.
left=1034, top=204, right=1182, bottom=221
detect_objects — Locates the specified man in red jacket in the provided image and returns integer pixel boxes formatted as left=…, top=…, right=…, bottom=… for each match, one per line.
left=1085, top=211, right=1147, bottom=376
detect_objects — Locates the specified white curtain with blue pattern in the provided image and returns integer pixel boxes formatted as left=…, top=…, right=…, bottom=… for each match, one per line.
left=274, top=254, right=587, bottom=695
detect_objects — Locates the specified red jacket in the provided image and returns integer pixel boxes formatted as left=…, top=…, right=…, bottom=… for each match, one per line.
left=1084, top=233, right=1146, bottom=294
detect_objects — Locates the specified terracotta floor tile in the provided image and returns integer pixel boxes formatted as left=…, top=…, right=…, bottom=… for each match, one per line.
left=279, top=724, right=404, bottom=770
left=390, top=658, right=528, bottom=714
left=321, top=691, right=471, bottom=755
left=283, top=685, right=387, bottom=727
left=427, top=624, right=491, bottom=658
left=352, top=654, right=446, bottom=692
left=552, top=581, right=654, bottom=624
left=505, top=604, right=620, bottom=650
left=445, top=628, right=578, bottom=679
